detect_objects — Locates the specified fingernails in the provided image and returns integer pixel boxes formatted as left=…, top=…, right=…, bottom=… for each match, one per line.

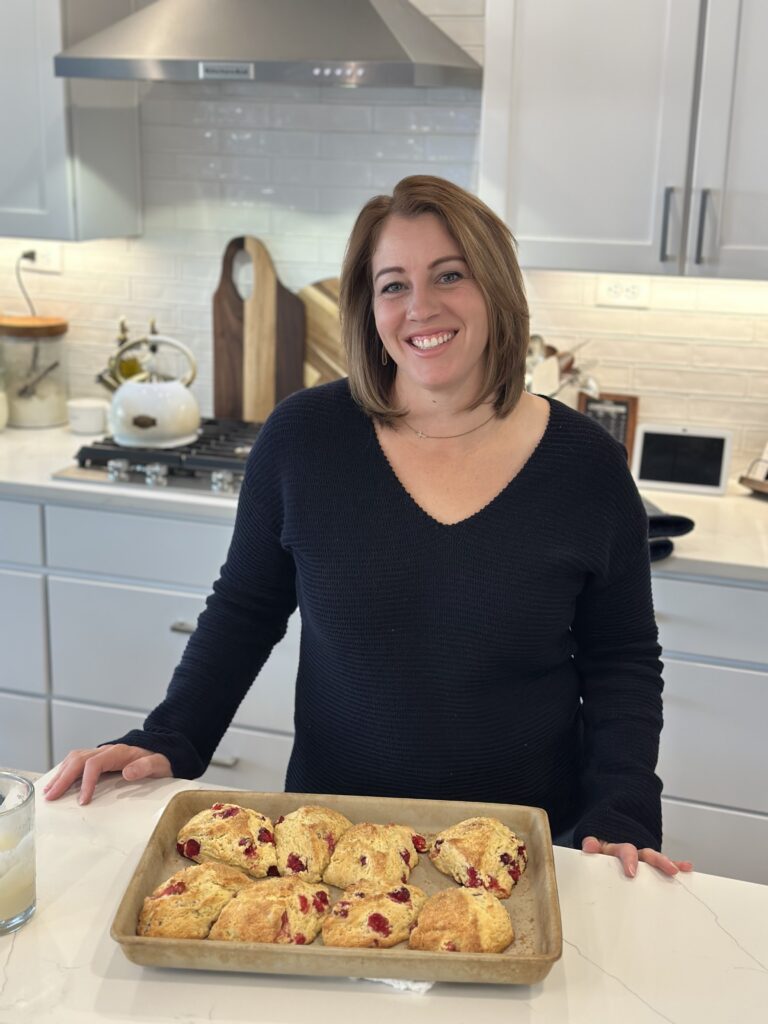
left=628, top=863, right=636, bottom=877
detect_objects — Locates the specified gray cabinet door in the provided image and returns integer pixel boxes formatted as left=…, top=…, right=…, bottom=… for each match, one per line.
left=686, top=0, right=768, bottom=279
left=480, top=0, right=701, bottom=274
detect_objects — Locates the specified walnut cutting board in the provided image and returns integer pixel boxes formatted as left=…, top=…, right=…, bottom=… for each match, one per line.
left=213, top=236, right=305, bottom=422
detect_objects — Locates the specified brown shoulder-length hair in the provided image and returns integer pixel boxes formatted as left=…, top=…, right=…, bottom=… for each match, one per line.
left=339, top=175, right=530, bottom=424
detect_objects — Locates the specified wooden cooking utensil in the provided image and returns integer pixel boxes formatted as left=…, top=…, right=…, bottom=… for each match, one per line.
left=213, top=236, right=305, bottom=422
left=298, top=277, right=346, bottom=387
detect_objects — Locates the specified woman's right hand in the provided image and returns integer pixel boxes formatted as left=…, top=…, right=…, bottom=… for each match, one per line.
left=43, top=745, right=172, bottom=805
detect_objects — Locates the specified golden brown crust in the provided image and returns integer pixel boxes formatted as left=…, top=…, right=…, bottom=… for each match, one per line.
left=408, top=888, right=514, bottom=953
left=176, top=802, right=278, bottom=879
left=322, top=883, right=428, bottom=948
left=274, top=805, right=353, bottom=882
left=429, top=816, right=527, bottom=898
left=322, top=822, right=426, bottom=889
left=208, top=875, right=331, bottom=944
left=137, top=861, right=254, bottom=939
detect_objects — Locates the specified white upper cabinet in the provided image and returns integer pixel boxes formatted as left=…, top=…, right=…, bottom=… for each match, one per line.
left=479, top=0, right=766, bottom=279
left=0, top=0, right=141, bottom=241
left=687, top=0, right=768, bottom=277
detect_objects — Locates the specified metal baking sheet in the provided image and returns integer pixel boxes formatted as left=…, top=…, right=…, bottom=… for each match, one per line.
left=111, top=790, right=562, bottom=985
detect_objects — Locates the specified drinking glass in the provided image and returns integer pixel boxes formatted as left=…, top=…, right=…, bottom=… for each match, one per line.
left=0, top=772, right=36, bottom=934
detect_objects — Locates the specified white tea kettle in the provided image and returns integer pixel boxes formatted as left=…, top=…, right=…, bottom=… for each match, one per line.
left=108, top=334, right=201, bottom=448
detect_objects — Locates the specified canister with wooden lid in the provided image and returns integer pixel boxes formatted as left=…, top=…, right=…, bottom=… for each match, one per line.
left=0, top=316, right=69, bottom=428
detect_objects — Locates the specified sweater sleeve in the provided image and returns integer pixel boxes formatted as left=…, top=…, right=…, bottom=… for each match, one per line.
left=105, top=414, right=298, bottom=778
left=570, top=485, right=664, bottom=852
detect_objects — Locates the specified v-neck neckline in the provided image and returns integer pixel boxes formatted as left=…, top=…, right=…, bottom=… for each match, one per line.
left=368, top=397, right=555, bottom=529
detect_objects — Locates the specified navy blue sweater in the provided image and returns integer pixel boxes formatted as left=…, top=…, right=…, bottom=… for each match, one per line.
left=114, top=379, right=664, bottom=850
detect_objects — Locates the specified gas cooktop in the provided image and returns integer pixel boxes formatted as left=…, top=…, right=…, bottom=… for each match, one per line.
left=52, top=418, right=262, bottom=494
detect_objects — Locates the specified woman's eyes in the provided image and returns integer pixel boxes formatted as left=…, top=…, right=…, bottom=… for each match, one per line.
left=379, top=270, right=464, bottom=294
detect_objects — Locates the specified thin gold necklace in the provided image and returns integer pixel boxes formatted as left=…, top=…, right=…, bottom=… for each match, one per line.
left=401, top=411, right=496, bottom=440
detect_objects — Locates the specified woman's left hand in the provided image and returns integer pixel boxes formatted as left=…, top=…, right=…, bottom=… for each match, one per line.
left=581, top=836, right=693, bottom=878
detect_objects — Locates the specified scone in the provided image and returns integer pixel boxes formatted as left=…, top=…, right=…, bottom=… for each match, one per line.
left=323, top=822, right=427, bottom=889
left=208, top=875, right=331, bottom=945
left=322, top=883, right=427, bottom=949
left=408, top=888, right=514, bottom=953
left=429, top=816, right=527, bottom=898
left=137, top=861, right=254, bottom=939
left=176, top=802, right=278, bottom=878
left=274, top=805, right=353, bottom=882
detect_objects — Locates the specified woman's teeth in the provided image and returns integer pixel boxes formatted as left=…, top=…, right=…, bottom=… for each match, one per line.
left=409, top=331, right=455, bottom=350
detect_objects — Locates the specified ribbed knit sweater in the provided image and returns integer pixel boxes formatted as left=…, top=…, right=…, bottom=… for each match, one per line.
left=114, top=378, right=664, bottom=851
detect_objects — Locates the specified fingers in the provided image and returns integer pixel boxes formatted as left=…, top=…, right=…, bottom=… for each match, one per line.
left=581, top=836, right=694, bottom=877
left=43, top=745, right=171, bottom=804
left=122, top=753, right=172, bottom=783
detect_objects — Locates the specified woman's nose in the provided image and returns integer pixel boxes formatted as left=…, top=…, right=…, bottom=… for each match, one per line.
left=407, top=283, right=440, bottom=321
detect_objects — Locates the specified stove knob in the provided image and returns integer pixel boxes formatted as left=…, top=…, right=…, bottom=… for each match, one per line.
left=145, top=463, right=169, bottom=487
left=211, top=470, right=235, bottom=494
left=106, top=458, right=130, bottom=483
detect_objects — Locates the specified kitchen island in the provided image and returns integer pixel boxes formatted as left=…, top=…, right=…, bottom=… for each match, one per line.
left=0, top=772, right=766, bottom=1024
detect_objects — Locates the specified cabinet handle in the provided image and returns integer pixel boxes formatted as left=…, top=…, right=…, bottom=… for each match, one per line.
left=210, top=755, right=240, bottom=769
left=694, top=188, right=711, bottom=265
left=659, top=186, right=675, bottom=262
left=170, top=620, right=196, bottom=634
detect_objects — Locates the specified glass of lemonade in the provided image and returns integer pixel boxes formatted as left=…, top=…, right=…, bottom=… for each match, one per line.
left=0, top=772, right=36, bottom=934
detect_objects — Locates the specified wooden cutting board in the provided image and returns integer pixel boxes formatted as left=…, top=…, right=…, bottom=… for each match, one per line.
left=298, top=277, right=346, bottom=387
left=213, top=236, right=305, bottom=422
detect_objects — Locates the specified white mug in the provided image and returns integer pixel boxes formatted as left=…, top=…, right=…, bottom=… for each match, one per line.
left=67, top=398, right=109, bottom=435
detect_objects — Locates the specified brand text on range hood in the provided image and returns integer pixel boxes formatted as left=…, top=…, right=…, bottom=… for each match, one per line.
left=54, top=0, right=482, bottom=89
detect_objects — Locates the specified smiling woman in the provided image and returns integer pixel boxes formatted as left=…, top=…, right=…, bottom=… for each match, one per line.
left=45, top=176, right=690, bottom=883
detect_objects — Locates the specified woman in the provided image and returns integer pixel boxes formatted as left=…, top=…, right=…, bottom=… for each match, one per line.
left=45, top=176, right=691, bottom=879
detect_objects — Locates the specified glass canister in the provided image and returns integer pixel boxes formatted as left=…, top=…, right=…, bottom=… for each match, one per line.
left=0, top=316, right=69, bottom=428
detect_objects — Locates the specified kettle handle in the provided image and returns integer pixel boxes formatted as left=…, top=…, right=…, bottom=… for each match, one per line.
left=110, top=334, right=197, bottom=387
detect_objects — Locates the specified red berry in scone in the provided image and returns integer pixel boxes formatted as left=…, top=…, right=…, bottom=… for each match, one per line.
left=176, top=803, right=278, bottom=879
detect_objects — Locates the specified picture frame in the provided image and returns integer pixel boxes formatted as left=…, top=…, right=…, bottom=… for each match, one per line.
left=577, top=392, right=638, bottom=460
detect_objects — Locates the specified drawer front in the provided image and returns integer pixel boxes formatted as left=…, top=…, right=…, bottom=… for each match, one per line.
left=45, top=504, right=233, bottom=587
left=658, top=659, right=768, bottom=813
left=0, top=498, right=43, bottom=565
left=52, top=700, right=293, bottom=792
left=0, top=569, right=48, bottom=695
left=49, top=576, right=207, bottom=711
left=653, top=576, right=768, bottom=666
left=48, top=576, right=298, bottom=733
left=0, top=692, right=49, bottom=772
left=662, top=797, right=768, bottom=885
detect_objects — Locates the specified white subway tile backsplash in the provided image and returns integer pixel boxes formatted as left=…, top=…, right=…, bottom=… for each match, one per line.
left=270, top=104, right=372, bottom=133
left=320, top=132, right=426, bottom=161
left=221, top=130, right=319, bottom=158
left=694, top=278, right=768, bottom=315
left=634, top=310, right=754, bottom=341
left=632, top=367, right=747, bottom=397
left=370, top=161, right=475, bottom=190
left=688, top=398, right=768, bottom=427
left=747, top=376, right=768, bottom=399
left=141, top=124, right=220, bottom=154
left=693, top=344, right=768, bottom=370
left=583, top=338, right=692, bottom=366
left=425, top=133, right=478, bottom=162
left=373, top=105, right=480, bottom=134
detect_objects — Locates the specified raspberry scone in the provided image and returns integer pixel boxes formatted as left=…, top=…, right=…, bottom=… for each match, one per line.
left=208, top=875, right=331, bottom=945
left=429, top=817, right=527, bottom=898
left=322, top=822, right=427, bottom=889
left=408, top=888, right=514, bottom=953
left=274, top=805, right=353, bottom=882
left=137, top=861, right=254, bottom=939
left=176, top=802, right=278, bottom=879
left=322, top=883, right=427, bottom=949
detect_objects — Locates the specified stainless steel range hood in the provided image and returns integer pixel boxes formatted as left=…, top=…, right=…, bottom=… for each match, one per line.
left=54, top=0, right=482, bottom=89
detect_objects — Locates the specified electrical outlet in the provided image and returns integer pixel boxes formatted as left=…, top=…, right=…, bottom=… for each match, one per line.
left=595, top=275, right=651, bottom=309
left=24, top=243, right=63, bottom=275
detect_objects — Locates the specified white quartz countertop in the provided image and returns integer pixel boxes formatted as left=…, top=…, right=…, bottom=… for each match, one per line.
left=0, top=774, right=766, bottom=1024
left=1, top=424, right=767, bottom=576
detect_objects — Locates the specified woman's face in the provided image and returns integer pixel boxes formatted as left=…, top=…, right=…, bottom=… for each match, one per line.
left=371, top=213, right=489, bottom=401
